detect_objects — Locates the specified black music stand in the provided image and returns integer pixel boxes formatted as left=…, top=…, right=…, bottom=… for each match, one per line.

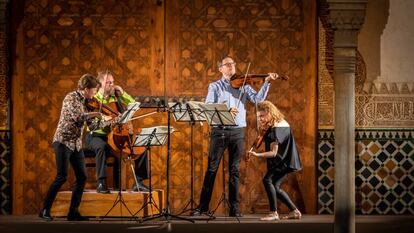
left=140, top=102, right=194, bottom=223
left=100, top=102, right=141, bottom=221
left=132, top=126, right=170, bottom=219
left=200, top=103, right=239, bottom=221
left=170, top=101, right=206, bottom=215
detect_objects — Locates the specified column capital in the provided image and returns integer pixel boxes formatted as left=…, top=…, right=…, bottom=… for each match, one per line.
left=326, top=0, right=367, bottom=31
left=325, top=0, right=367, bottom=72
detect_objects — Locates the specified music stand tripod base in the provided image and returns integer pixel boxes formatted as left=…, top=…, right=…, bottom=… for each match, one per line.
left=100, top=151, right=140, bottom=222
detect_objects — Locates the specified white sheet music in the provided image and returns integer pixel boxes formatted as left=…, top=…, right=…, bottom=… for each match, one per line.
left=134, top=126, right=174, bottom=147
left=200, top=103, right=236, bottom=126
left=118, top=102, right=141, bottom=124
left=169, top=101, right=206, bottom=122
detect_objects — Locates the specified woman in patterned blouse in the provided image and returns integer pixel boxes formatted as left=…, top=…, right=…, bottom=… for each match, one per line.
left=39, top=74, right=108, bottom=221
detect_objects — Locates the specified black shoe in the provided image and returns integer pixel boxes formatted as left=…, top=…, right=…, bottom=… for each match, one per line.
left=96, top=180, right=110, bottom=194
left=67, top=211, right=89, bottom=221
left=39, top=209, right=53, bottom=221
left=229, top=209, right=243, bottom=217
left=132, top=182, right=150, bottom=192
left=191, top=208, right=208, bottom=216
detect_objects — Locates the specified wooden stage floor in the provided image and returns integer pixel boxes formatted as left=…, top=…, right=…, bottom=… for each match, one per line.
left=1, top=214, right=413, bottom=233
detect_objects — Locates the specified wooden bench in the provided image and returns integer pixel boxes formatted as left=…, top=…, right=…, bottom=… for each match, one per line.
left=83, top=150, right=127, bottom=190
left=51, top=189, right=164, bottom=217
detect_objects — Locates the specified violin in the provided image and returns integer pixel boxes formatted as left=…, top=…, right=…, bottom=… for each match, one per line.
left=85, top=97, right=119, bottom=116
left=230, top=73, right=289, bottom=89
left=245, top=126, right=270, bottom=162
left=251, top=126, right=270, bottom=149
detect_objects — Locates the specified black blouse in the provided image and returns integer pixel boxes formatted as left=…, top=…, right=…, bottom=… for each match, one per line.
left=264, top=125, right=302, bottom=173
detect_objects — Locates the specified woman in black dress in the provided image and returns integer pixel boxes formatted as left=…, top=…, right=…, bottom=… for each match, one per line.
left=247, top=100, right=302, bottom=221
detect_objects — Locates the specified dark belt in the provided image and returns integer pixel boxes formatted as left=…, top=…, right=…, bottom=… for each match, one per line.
left=212, top=126, right=242, bottom=130
left=91, top=132, right=108, bottom=138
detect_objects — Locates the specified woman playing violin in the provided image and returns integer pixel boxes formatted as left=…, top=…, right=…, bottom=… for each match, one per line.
left=84, top=70, right=149, bottom=194
left=192, top=55, right=277, bottom=217
left=39, top=74, right=110, bottom=221
left=247, top=100, right=302, bottom=221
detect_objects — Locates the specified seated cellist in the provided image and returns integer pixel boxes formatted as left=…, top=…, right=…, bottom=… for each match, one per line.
left=84, top=70, right=150, bottom=193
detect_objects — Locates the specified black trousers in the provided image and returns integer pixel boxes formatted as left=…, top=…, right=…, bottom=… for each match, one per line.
left=198, top=127, right=245, bottom=212
left=85, top=134, right=113, bottom=181
left=263, top=165, right=297, bottom=212
left=85, top=133, right=148, bottom=186
left=42, top=142, right=87, bottom=211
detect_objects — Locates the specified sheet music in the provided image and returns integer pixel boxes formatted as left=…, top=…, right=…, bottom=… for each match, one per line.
left=200, top=103, right=237, bottom=126
left=134, top=126, right=174, bottom=147
left=169, top=101, right=206, bottom=122
left=117, top=102, right=141, bottom=124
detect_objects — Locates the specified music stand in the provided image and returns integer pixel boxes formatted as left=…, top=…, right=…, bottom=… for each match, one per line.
left=170, top=101, right=206, bottom=215
left=140, top=102, right=194, bottom=223
left=132, top=126, right=170, bottom=219
left=200, top=103, right=240, bottom=221
left=201, top=103, right=237, bottom=127
left=101, top=102, right=141, bottom=221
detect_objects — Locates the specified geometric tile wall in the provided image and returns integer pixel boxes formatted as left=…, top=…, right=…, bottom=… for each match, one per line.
left=318, top=130, right=335, bottom=214
left=0, top=130, right=11, bottom=215
left=318, top=129, right=414, bottom=214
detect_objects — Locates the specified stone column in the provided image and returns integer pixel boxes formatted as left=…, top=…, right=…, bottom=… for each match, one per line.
left=326, top=1, right=367, bottom=233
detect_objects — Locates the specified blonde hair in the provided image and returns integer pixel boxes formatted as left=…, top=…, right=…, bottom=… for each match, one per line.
left=257, top=100, right=285, bottom=129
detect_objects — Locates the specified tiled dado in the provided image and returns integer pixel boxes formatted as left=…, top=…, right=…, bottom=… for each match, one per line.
left=0, top=130, right=11, bottom=215
left=318, top=129, right=414, bottom=214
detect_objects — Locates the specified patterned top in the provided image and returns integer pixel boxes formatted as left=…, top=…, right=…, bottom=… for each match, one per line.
left=205, top=77, right=270, bottom=127
left=53, top=90, right=106, bottom=152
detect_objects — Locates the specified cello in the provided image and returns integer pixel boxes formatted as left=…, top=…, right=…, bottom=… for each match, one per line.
left=106, top=90, right=145, bottom=160
left=86, top=90, right=145, bottom=160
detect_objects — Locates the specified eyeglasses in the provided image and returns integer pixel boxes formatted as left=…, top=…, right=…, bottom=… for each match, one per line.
left=221, top=62, right=236, bottom=67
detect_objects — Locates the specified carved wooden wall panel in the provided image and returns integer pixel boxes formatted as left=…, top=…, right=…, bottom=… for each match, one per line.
left=12, top=0, right=161, bottom=214
left=166, top=0, right=316, bottom=214
left=0, top=0, right=9, bottom=130
left=12, top=0, right=317, bottom=214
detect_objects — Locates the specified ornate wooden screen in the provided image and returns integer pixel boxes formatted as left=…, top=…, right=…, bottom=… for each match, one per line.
left=12, top=0, right=316, bottom=214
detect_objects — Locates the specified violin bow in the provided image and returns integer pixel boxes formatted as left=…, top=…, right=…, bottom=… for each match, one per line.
left=97, top=68, right=110, bottom=114
left=236, top=62, right=251, bottom=108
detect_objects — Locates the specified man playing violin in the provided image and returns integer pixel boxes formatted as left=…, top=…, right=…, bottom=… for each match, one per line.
left=39, top=74, right=110, bottom=221
left=84, top=70, right=149, bottom=193
left=192, top=55, right=277, bottom=217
